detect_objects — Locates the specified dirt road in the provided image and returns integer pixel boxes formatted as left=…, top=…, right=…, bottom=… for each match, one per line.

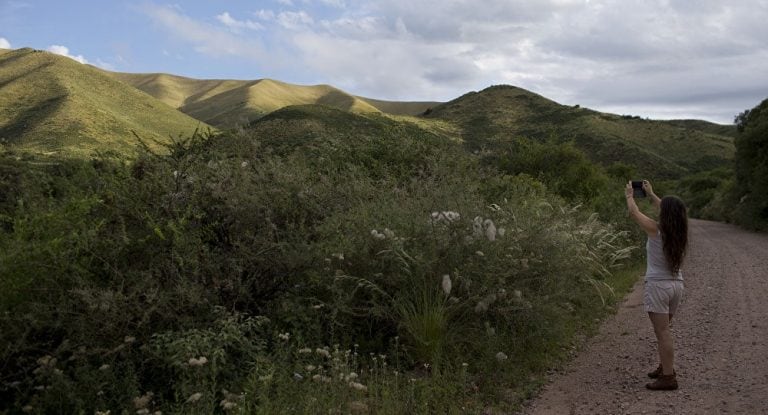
left=522, top=219, right=768, bottom=414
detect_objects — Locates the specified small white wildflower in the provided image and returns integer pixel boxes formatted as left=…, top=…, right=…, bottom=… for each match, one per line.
left=514, top=290, right=522, bottom=299
left=474, top=301, right=488, bottom=313
left=441, top=274, right=452, bottom=296
left=371, top=230, right=386, bottom=240
left=348, top=372, right=358, bottom=380
left=221, top=400, right=237, bottom=410
left=445, top=211, right=460, bottom=222
left=305, top=365, right=316, bottom=372
left=278, top=332, right=290, bottom=341
left=475, top=250, right=484, bottom=257
left=298, top=348, right=312, bottom=354
left=133, top=392, right=154, bottom=409
left=348, top=381, right=368, bottom=392
left=312, top=374, right=332, bottom=383
left=332, top=253, right=344, bottom=260
left=484, top=219, right=497, bottom=241
left=137, top=409, right=150, bottom=415
left=495, top=352, right=508, bottom=361
left=316, top=348, right=331, bottom=358
left=97, top=390, right=104, bottom=396
left=172, top=170, right=179, bottom=179
left=188, top=356, right=208, bottom=367
left=95, top=410, right=111, bottom=415
left=473, top=216, right=484, bottom=236
left=124, top=336, right=136, bottom=344
left=37, top=355, right=54, bottom=367
left=498, top=227, right=506, bottom=237
left=186, top=392, right=203, bottom=403
left=293, top=373, right=304, bottom=381
left=383, top=228, right=395, bottom=238
left=240, top=161, right=248, bottom=168
left=462, top=362, right=469, bottom=367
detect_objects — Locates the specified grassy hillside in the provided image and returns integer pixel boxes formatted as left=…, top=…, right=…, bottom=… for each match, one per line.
left=108, top=71, right=249, bottom=109
left=426, top=85, right=735, bottom=179
left=0, top=48, right=208, bottom=157
left=108, top=71, right=388, bottom=128
left=356, top=96, right=439, bottom=116
left=662, top=119, right=738, bottom=137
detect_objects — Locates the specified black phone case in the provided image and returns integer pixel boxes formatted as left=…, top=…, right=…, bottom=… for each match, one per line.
left=632, top=181, right=646, bottom=198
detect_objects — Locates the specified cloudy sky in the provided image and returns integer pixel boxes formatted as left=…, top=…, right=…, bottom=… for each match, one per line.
left=2, top=0, right=767, bottom=123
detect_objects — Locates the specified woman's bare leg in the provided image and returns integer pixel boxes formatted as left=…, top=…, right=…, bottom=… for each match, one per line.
left=649, top=312, right=674, bottom=375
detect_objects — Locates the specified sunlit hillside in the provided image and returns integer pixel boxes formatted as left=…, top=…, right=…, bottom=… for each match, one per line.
left=108, top=71, right=440, bottom=128
left=0, top=48, right=209, bottom=156
left=109, top=72, right=377, bottom=127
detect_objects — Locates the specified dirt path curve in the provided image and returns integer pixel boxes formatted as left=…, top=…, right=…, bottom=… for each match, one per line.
left=521, top=219, right=768, bottom=414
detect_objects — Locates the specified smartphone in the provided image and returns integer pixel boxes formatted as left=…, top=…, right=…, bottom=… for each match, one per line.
left=632, top=181, right=646, bottom=198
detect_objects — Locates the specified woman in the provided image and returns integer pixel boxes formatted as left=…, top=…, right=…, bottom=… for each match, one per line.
left=625, top=180, right=688, bottom=391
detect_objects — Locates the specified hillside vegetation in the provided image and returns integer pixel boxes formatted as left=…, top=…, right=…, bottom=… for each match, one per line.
left=0, top=48, right=209, bottom=156
left=426, top=85, right=735, bottom=180
left=0, top=104, right=644, bottom=413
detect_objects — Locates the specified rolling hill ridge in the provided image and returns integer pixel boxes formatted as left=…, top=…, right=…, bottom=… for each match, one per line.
left=0, top=48, right=208, bottom=156
left=0, top=46, right=735, bottom=179
left=425, top=85, right=735, bottom=179
left=107, top=71, right=438, bottom=128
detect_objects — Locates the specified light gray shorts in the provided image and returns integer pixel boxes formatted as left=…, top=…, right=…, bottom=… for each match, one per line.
left=643, top=280, right=684, bottom=315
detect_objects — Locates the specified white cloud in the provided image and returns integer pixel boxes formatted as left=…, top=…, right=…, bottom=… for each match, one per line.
left=254, top=9, right=275, bottom=20
left=276, top=0, right=768, bottom=122
left=216, top=11, right=264, bottom=31
left=276, top=11, right=314, bottom=30
left=138, top=0, right=768, bottom=122
left=95, top=58, right=116, bottom=71
left=0, top=37, right=10, bottom=49
left=47, top=45, right=88, bottom=64
left=142, top=4, right=266, bottom=61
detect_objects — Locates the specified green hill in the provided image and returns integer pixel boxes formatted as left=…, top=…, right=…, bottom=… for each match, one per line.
left=107, top=72, right=393, bottom=128
left=0, top=48, right=209, bottom=157
left=425, top=85, right=735, bottom=179
left=356, top=96, right=439, bottom=116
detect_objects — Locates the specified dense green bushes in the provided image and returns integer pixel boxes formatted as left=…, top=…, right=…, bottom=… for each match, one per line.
left=0, top=109, right=637, bottom=413
left=672, top=97, right=768, bottom=229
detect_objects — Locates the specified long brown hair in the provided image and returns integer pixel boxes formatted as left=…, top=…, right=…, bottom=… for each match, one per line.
left=659, top=196, right=688, bottom=273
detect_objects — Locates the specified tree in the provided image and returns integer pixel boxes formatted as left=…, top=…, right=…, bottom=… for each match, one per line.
left=733, top=98, right=768, bottom=229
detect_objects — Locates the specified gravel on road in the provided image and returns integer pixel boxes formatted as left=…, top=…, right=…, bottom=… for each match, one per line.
left=521, top=219, right=768, bottom=415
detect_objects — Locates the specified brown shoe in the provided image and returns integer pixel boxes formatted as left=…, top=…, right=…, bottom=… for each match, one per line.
left=647, top=364, right=663, bottom=379
left=646, top=373, right=678, bottom=390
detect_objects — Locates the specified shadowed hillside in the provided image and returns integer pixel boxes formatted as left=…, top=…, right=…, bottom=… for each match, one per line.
left=0, top=48, right=208, bottom=156
left=356, top=96, right=439, bottom=116
left=425, top=85, right=735, bottom=179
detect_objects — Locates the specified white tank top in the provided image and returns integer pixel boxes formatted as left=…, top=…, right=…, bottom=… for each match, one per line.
left=645, top=231, right=683, bottom=281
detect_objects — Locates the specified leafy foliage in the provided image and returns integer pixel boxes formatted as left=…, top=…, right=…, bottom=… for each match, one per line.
left=1, top=106, right=639, bottom=413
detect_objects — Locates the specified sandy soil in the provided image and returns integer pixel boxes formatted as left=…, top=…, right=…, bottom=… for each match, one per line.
left=521, top=219, right=768, bottom=414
